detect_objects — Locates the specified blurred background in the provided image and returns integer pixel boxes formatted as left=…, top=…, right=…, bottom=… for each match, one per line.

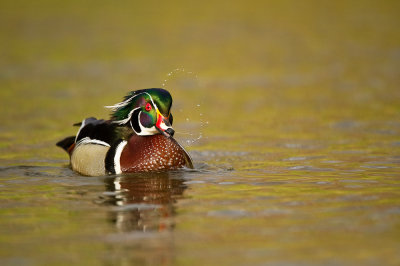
left=1, top=0, right=399, bottom=161
left=0, top=0, right=399, bottom=265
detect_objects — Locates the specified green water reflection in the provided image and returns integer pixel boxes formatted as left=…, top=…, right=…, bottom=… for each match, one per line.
left=1, top=0, right=400, bottom=265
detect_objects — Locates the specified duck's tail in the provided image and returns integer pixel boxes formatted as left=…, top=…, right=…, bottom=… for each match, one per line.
left=56, top=136, right=75, bottom=154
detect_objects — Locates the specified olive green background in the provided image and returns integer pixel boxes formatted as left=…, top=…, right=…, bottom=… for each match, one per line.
left=1, top=1, right=399, bottom=265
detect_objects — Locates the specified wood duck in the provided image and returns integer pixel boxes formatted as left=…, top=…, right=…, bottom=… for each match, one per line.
left=57, top=88, right=193, bottom=176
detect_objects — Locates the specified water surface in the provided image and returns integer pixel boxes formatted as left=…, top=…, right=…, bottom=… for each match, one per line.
left=1, top=1, right=400, bottom=265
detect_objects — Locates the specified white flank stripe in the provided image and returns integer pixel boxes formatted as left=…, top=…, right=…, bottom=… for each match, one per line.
left=114, top=141, right=127, bottom=174
left=76, top=137, right=110, bottom=147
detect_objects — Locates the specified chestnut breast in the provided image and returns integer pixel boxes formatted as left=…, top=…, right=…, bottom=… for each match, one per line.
left=120, top=134, right=192, bottom=172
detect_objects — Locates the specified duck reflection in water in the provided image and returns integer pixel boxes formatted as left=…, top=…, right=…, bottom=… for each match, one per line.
left=102, top=171, right=187, bottom=233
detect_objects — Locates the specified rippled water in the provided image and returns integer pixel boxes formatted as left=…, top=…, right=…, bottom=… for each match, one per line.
left=1, top=1, right=400, bottom=265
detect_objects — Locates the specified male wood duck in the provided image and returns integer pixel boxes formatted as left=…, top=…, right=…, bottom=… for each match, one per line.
left=57, top=88, right=193, bottom=176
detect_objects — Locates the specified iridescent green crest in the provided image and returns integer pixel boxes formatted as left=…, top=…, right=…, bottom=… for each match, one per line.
left=107, top=88, right=173, bottom=125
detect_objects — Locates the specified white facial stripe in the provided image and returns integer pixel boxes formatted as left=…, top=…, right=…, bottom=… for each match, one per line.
left=136, top=111, right=158, bottom=135
left=125, top=110, right=158, bottom=136
left=106, top=91, right=171, bottom=136
left=74, top=118, right=87, bottom=143
left=113, top=107, right=140, bottom=125
left=114, top=141, right=127, bottom=174
left=138, top=125, right=158, bottom=135
left=107, top=92, right=163, bottom=125
left=105, top=92, right=157, bottom=112
left=105, top=92, right=149, bottom=111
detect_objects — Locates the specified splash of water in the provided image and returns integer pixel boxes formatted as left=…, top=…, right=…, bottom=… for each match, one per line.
left=160, top=68, right=207, bottom=147
left=161, top=67, right=198, bottom=88
left=188, top=103, right=208, bottom=146
left=176, top=102, right=209, bottom=147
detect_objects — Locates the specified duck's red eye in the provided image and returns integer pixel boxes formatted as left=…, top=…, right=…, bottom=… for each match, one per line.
left=145, top=103, right=152, bottom=111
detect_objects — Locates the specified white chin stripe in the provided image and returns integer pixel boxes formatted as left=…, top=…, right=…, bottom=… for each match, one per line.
left=137, top=125, right=158, bottom=136
left=114, top=141, right=127, bottom=174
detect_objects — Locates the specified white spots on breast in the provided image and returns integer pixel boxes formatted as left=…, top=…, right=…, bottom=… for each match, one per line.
left=143, top=137, right=185, bottom=171
left=126, top=135, right=188, bottom=172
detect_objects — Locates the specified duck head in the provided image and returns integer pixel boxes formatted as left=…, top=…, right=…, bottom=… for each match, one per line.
left=107, top=88, right=174, bottom=137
